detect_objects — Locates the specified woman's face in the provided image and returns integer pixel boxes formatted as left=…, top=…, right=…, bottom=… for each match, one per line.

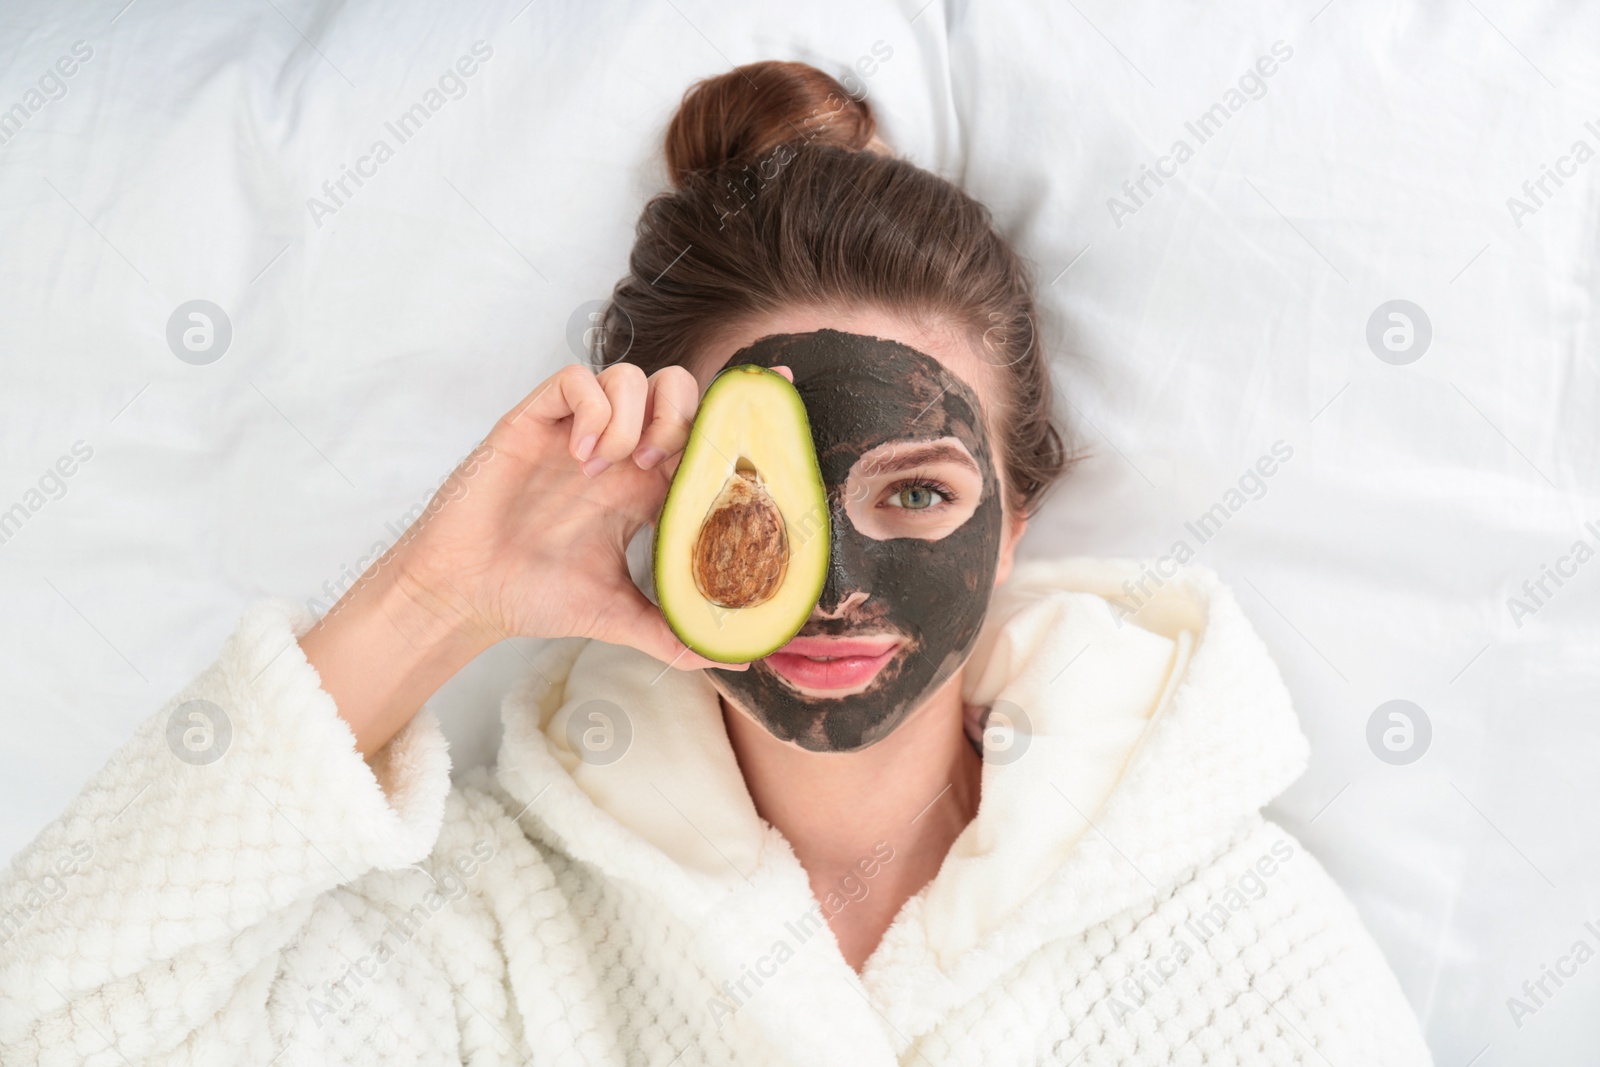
left=677, top=306, right=1027, bottom=753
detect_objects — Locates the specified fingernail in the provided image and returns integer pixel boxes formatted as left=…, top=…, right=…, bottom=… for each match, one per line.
left=633, top=445, right=665, bottom=468
left=581, top=456, right=612, bottom=477
left=575, top=433, right=598, bottom=462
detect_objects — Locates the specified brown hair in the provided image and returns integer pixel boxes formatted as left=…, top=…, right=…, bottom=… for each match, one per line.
left=596, top=60, right=1072, bottom=517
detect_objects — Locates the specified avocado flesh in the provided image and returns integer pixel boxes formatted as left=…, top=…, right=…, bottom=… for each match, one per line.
left=655, top=365, right=829, bottom=663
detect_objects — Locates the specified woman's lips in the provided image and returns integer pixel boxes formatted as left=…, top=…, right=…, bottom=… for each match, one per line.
left=763, top=634, right=902, bottom=691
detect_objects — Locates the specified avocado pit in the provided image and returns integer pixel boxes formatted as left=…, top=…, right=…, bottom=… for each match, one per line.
left=692, top=460, right=790, bottom=609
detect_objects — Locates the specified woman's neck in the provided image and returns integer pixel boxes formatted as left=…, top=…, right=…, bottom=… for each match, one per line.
left=719, top=676, right=982, bottom=972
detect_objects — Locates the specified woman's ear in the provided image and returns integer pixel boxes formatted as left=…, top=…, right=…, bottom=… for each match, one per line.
left=995, top=508, right=1027, bottom=586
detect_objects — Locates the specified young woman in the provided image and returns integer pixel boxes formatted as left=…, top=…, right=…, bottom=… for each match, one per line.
left=1, top=62, right=1433, bottom=1065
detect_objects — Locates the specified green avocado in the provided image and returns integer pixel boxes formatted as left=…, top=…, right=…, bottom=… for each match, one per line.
left=654, top=364, right=830, bottom=663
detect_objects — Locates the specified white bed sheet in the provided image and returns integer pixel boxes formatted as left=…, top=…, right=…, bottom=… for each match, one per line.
left=1, top=0, right=1595, bottom=1060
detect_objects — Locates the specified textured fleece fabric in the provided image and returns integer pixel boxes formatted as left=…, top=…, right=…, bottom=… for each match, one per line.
left=0, top=558, right=1435, bottom=1065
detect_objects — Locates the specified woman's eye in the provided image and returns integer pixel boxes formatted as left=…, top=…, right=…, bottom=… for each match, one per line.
left=887, top=484, right=944, bottom=510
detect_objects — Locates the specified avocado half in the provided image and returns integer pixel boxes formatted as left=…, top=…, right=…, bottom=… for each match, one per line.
left=654, top=364, right=830, bottom=663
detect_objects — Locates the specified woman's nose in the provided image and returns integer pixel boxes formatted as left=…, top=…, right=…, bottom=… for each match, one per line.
left=813, top=590, right=868, bottom=619
left=815, top=510, right=869, bottom=617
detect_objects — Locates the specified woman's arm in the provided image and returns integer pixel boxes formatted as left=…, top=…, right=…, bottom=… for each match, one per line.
left=297, top=559, right=491, bottom=761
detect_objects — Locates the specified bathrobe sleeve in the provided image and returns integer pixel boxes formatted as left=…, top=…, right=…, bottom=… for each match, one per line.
left=1235, top=821, right=1437, bottom=1066
left=0, top=598, right=488, bottom=1065
left=1079, top=819, right=1435, bottom=1064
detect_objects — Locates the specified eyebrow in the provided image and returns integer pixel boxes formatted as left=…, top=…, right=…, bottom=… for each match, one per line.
left=862, top=442, right=980, bottom=476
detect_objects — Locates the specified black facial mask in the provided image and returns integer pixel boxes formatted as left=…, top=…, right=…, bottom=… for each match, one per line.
left=705, top=329, right=1003, bottom=752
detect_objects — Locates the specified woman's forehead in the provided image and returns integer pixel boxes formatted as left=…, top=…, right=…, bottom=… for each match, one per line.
left=695, top=305, right=997, bottom=409
left=723, top=330, right=990, bottom=470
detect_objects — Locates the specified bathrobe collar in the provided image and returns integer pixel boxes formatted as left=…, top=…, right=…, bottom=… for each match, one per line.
left=490, top=558, right=1309, bottom=1060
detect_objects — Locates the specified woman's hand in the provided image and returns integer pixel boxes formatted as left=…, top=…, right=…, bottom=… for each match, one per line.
left=300, top=360, right=786, bottom=759
left=393, top=361, right=739, bottom=667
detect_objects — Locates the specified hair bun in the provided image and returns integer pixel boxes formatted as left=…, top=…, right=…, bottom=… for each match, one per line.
left=664, top=60, right=884, bottom=188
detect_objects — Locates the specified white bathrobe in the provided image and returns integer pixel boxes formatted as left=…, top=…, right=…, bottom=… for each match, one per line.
left=0, top=558, right=1434, bottom=1065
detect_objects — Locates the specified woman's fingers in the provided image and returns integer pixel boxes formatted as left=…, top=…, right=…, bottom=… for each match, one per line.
left=505, top=363, right=613, bottom=463
left=580, top=363, right=649, bottom=477
left=506, top=361, right=767, bottom=476
left=597, top=584, right=749, bottom=671
left=632, top=366, right=701, bottom=470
